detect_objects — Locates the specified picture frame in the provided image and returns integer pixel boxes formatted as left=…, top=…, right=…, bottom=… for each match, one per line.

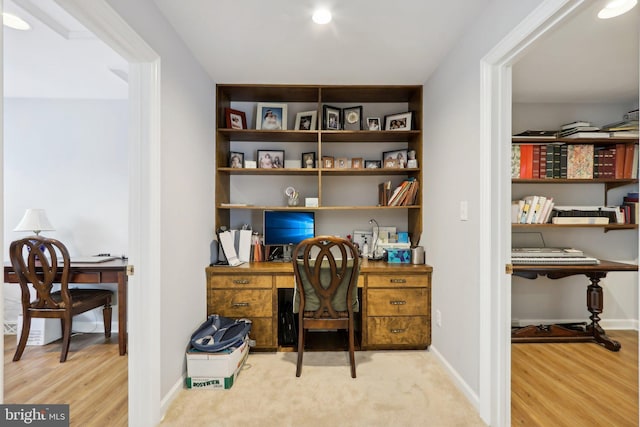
left=229, top=151, right=244, bottom=168
left=295, top=110, right=317, bottom=130
left=322, top=156, right=335, bottom=169
left=302, top=152, right=316, bottom=169
left=383, top=149, right=408, bottom=168
left=364, top=160, right=381, bottom=169
left=256, top=103, right=287, bottom=130
left=366, top=117, right=381, bottom=131
left=351, top=157, right=363, bottom=169
left=322, top=105, right=342, bottom=130
left=384, top=111, right=412, bottom=131
left=257, top=150, right=285, bottom=168
left=225, top=108, right=247, bottom=129
left=342, top=106, right=363, bottom=131
left=336, top=157, right=349, bottom=169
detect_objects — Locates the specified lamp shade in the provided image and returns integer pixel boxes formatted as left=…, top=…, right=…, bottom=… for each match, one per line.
left=14, top=209, right=55, bottom=235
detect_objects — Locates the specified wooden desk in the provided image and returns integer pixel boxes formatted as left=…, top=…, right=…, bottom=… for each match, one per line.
left=206, top=259, right=433, bottom=351
left=4, top=259, right=129, bottom=355
left=512, top=260, right=638, bottom=351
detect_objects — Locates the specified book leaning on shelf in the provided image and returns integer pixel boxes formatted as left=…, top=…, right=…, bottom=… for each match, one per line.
left=385, top=178, right=419, bottom=207
left=512, top=195, right=554, bottom=224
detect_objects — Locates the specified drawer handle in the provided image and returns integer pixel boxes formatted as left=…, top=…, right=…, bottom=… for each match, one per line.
left=233, top=279, right=250, bottom=285
left=390, top=278, right=406, bottom=283
left=232, top=302, right=250, bottom=307
left=390, top=300, right=406, bottom=305
left=390, top=328, right=406, bottom=334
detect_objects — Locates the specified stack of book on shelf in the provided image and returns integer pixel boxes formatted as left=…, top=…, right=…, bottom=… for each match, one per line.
left=558, top=121, right=607, bottom=138
left=512, top=142, right=638, bottom=179
left=379, top=178, right=419, bottom=207
left=513, top=130, right=558, bottom=139
left=549, top=206, right=620, bottom=225
left=511, top=247, right=599, bottom=265
left=621, top=192, right=638, bottom=224
left=602, top=108, right=639, bottom=138
left=511, top=195, right=554, bottom=224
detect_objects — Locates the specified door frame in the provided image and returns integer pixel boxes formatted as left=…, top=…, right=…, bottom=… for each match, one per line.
left=479, top=1, right=585, bottom=425
left=53, top=1, right=162, bottom=425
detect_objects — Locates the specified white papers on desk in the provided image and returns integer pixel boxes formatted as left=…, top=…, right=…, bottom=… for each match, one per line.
left=238, top=229, right=252, bottom=263
left=218, top=231, right=243, bottom=266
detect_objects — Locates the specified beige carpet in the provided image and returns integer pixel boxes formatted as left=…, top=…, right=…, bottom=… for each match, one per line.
left=161, top=350, right=486, bottom=427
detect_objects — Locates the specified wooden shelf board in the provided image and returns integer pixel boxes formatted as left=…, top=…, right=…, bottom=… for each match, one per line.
left=512, top=137, right=639, bottom=144
left=217, top=129, right=318, bottom=142
left=217, top=205, right=420, bottom=211
left=512, top=224, right=637, bottom=230
left=513, top=178, right=638, bottom=185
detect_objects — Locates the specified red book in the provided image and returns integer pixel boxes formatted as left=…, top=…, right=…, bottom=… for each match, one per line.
left=614, top=143, right=626, bottom=179
left=539, top=145, right=547, bottom=178
left=532, top=145, right=540, bottom=179
left=623, top=143, right=635, bottom=179
left=519, top=144, right=534, bottom=179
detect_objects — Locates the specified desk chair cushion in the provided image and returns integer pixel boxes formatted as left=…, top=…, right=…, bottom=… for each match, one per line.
left=293, top=258, right=359, bottom=313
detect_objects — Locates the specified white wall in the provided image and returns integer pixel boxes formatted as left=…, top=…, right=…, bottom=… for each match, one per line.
left=105, top=0, right=216, bottom=402
left=4, top=98, right=128, bottom=329
left=512, top=102, right=639, bottom=326
left=423, top=0, right=542, bottom=403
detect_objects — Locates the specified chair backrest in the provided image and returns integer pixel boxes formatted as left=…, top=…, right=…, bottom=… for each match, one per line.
left=9, top=236, right=71, bottom=310
left=292, top=236, right=360, bottom=319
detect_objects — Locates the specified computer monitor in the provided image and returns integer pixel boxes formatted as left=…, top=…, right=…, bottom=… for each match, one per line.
left=263, top=210, right=315, bottom=247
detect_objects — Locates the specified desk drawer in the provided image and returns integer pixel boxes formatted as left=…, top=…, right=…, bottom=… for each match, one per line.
left=247, top=317, right=274, bottom=348
left=209, top=289, right=273, bottom=317
left=367, top=316, right=430, bottom=347
left=367, top=274, right=427, bottom=288
left=367, top=288, right=429, bottom=316
left=208, top=274, right=272, bottom=289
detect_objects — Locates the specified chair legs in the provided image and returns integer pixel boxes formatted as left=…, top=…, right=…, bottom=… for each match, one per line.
left=60, top=315, right=73, bottom=363
left=296, top=326, right=305, bottom=377
left=13, top=313, right=31, bottom=361
left=103, top=302, right=112, bottom=338
left=348, top=324, right=356, bottom=378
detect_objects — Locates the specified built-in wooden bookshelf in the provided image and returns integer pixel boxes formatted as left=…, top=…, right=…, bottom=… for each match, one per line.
left=511, top=136, right=639, bottom=232
left=215, top=84, right=423, bottom=245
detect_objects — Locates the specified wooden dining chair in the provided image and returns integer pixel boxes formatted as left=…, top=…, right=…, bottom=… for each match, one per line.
left=10, top=236, right=114, bottom=362
left=292, top=236, right=360, bottom=378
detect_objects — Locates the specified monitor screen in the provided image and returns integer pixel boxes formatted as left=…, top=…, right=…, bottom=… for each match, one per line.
left=263, top=211, right=315, bottom=246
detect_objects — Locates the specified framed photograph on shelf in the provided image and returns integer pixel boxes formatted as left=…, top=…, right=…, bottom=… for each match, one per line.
left=336, top=157, right=349, bottom=169
left=257, top=149, right=285, bottom=168
left=256, top=103, right=287, bottom=130
left=364, top=160, right=381, bottom=169
left=366, top=117, right=381, bottom=131
left=302, top=152, right=316, bottom=169
left=322, top=105, right=342, bottom=130
left=225, top=108, right=247, bottom=129
left=229, top=151, right=244, bottom=168
left=322, top=156, right=335, bottom=169
left=383, top=149, right=408, bottom=168
left=384, top=111, right=412, bottom=131
left=351, top=157, right=363, bottom=169
left=342, top=106, right=363, bottom=130
left=295, top=110, right=317, bottom=130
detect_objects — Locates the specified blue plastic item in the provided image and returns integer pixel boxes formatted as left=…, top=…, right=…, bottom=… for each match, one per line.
left=190, top=314, right=252, bottom=352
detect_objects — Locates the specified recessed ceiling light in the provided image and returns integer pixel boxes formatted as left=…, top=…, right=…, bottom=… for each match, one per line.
left=598, top=0, right=637, bottom=19
left=3, top=12, right=31, bottom=30
left=312, top=9, right=332, bottom=25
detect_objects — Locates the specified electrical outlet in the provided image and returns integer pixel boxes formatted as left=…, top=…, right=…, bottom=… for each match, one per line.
left=435, top=309, right=442, bottom=327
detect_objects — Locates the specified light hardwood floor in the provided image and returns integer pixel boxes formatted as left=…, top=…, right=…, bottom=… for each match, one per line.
left=3, top=333, right=127, bottom=427
left=3, top=330, right=637, bottom=426
left=512, top=330, right=638, bottom=426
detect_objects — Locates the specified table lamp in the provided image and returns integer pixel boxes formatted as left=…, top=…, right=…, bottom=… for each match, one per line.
left=14, top=208, right=55, bottom=236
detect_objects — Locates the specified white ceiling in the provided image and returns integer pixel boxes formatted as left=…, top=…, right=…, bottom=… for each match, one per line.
left=2, top=0, right=639, bottom=103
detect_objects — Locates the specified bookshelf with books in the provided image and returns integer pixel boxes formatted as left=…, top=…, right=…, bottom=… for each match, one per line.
left=511, top=135, right=639, bottom=232
left=216, top=84, right=423, bottom=245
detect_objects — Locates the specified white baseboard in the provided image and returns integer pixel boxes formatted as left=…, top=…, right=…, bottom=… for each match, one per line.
left=160, top=374, right=186, bottom=422
left=429, top=344, right=480, bottom=412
